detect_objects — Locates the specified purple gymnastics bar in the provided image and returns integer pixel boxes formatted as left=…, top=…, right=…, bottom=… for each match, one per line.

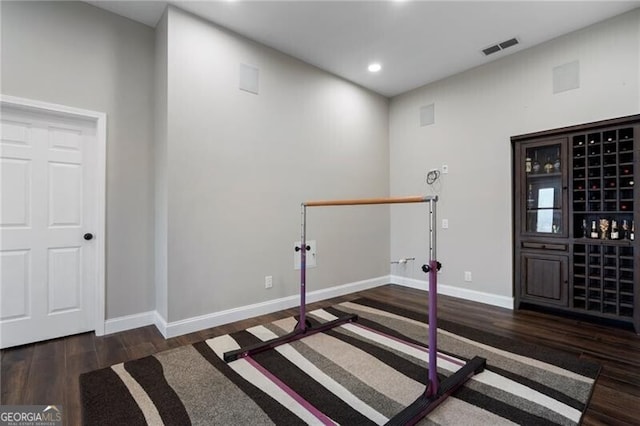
left=223, top=195, right=485, bottom=426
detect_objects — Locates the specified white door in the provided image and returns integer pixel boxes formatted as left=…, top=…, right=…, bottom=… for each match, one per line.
left=0, top=97, right=106, bottom=348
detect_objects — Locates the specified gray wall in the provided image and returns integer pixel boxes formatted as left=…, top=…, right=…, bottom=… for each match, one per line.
left=154, top=8, right=169, bottom=321
left=389, top=9, right=640, bottom=298
left=1, top=1, right=156, bottom=318
left=161, top=7, right=390, bottom=322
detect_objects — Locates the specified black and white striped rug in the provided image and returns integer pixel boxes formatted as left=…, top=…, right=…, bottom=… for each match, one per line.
left=81, top=298, right=599, bottom=425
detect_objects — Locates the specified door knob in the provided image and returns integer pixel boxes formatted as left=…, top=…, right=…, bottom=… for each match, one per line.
left=84, top=233, right=94, bottom=241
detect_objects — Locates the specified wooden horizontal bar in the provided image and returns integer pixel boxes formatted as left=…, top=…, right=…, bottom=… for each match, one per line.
left=304, top=195, right=435, bottom=207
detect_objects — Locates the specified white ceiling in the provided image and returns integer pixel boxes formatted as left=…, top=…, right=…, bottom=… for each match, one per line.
left=87, top=1, right=640, bottom=97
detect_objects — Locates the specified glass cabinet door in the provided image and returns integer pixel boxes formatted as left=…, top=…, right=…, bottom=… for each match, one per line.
left=522, top=140, right=567, bottom=236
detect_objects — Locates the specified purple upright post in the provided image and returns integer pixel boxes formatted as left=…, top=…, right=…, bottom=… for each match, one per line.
left=427, top=259, right=438, bottom=396
left=299, top=204, right=307, bottom=332
left=427, top=198, right=439, bottom=397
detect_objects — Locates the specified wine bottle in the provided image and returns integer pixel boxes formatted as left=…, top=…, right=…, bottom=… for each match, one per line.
left=610, top=220, right=619, bottom=240
left=581, top=219, right=588, bottom=238
left=544, top=157, right=554, bottom=174
left=631, top=221, right=635, bottom=241
left=590, top=221, right=599, bottom=239
left=527, top=184, right=535, bottom=209
left=554, top=148, right=561, bottom=171
left=525, top=157, right=532, bottom=173
left=622, top=220, right=629, bottom=239
left=532, top=152, right=540, bottom=173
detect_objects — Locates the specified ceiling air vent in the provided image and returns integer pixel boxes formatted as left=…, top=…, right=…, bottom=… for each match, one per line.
left=482, top=45, right=501, bottom=56
left=482, top=37, right=519, bottom=56
left=499, top=38, right=519, bottom=49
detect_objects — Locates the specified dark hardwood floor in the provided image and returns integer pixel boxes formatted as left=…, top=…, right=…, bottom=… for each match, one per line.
left=2, top=284, right=640, bottom=425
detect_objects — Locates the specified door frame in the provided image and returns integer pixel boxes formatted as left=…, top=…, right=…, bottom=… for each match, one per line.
left=1, top=94, right=107, bottom=336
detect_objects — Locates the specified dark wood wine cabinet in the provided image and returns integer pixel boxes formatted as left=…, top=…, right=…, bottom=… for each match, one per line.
left=512, top=115, right=639, bottom=333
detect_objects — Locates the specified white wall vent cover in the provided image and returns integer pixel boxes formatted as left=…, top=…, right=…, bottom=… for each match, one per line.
left=239, top=63, right=259, bottom=94
left=420, top=103, right=435, bottom=127
left=553, top=60, right=580, bottom=94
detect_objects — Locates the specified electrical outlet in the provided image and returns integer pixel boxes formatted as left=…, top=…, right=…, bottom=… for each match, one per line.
left=442, top=219, right=449, bottom=229
left=442, top=164, right=449, bottom=174
left=265, top=275, right=273, bottom=289
left=464, top=271, right=472, bottom=282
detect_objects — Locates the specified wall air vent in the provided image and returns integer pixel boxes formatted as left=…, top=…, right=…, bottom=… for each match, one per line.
left=482, top=37, right=519, bottom=56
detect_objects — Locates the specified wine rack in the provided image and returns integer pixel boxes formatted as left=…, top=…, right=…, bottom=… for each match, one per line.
left=572, top=128, right=634, bottom=222
left=570, top=126, right=635, bottom=323
left=572, top=243, right=634, bottom=319
left=513, top=115, right=639, bottom=333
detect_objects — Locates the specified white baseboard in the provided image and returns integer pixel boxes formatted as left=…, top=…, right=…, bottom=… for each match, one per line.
left=155, top=275, right=389, bottom=339
left=390, top=275, right=514, bottom=310
left=104, top=277, right=386, bottom=338
left=103, top=275, right=512, bottom=338
left=153, top=311, right=168, bottom=337
left=104, top=311, right=156, bottom=335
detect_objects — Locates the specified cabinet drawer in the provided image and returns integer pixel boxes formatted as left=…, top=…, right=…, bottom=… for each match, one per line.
left=521, top=241, right=567, bottom=251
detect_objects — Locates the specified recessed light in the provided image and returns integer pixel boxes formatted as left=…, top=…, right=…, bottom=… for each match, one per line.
left=368, top=63, right=382, bottom=73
